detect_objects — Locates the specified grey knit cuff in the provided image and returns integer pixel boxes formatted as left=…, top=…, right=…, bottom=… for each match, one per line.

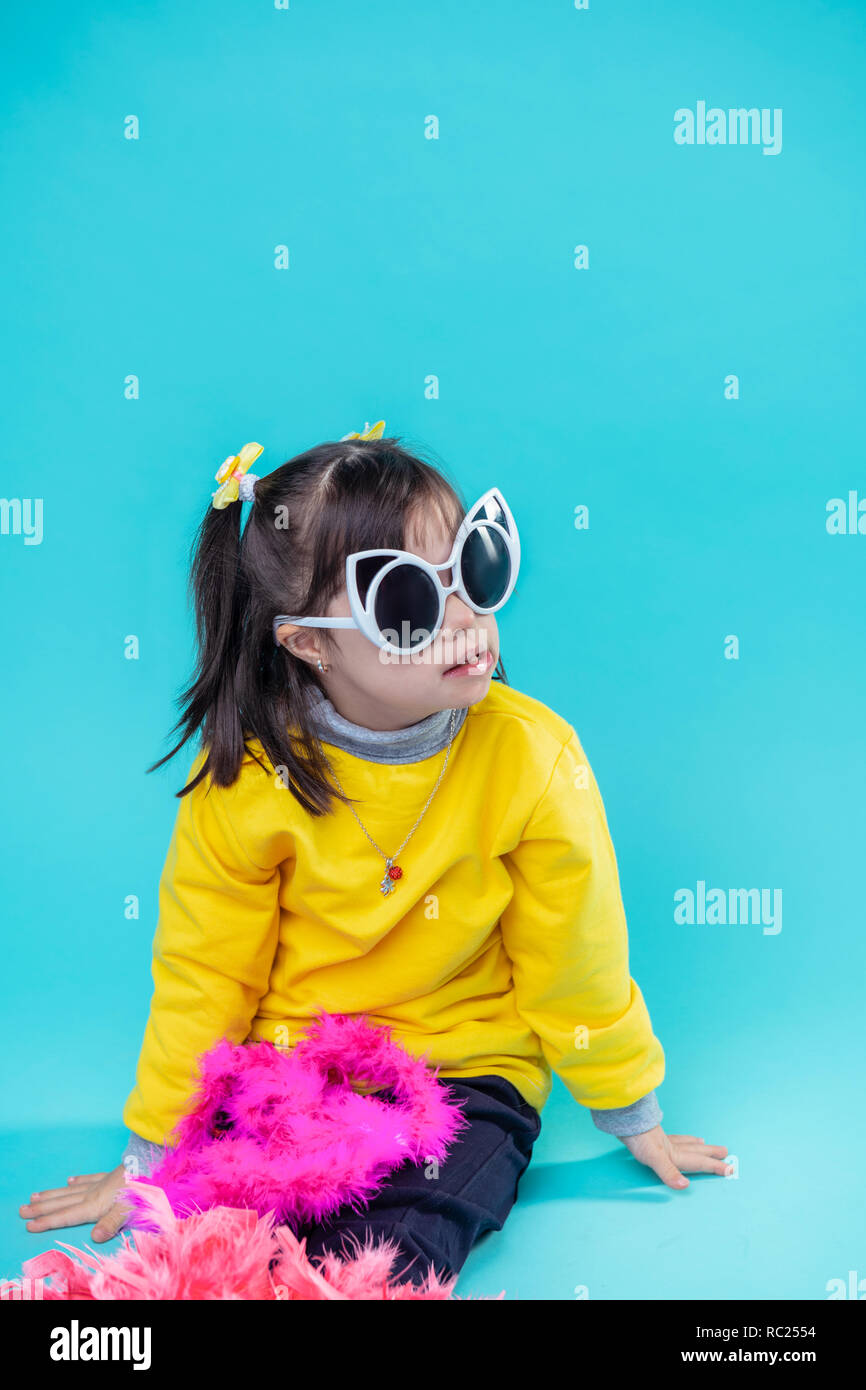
left=590, top=1089, right=662, bottom=1136
left=121, top=1130, right=166, bottom=1179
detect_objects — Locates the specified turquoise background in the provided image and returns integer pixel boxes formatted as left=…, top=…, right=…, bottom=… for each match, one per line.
left=1, top=0, right=864, bottom=1300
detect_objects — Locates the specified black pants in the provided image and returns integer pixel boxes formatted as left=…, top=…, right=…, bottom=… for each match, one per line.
left=291, top=1074, right=542, bottom=1288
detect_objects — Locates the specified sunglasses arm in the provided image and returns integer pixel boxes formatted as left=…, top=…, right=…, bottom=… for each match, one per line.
left=272, top=614, right=357, bottom=645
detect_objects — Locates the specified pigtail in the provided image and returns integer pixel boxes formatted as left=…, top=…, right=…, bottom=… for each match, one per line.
left=146, top=500, right=247, bottom=796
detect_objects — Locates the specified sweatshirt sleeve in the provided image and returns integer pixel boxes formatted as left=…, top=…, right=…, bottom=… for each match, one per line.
left=122, top=750, right=281, bottom=1146
left=590, top=1089, right=663, bottom=1136
left=500, top=728, right=665, bottom=1114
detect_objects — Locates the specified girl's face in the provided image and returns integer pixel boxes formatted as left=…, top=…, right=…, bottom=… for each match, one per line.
left=277, top=505, right=500, bottom=730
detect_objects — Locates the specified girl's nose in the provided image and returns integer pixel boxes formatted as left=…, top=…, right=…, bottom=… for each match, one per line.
left=440, top=595, right=484, bottom=659
left=442, top=589, right=476, bottom=628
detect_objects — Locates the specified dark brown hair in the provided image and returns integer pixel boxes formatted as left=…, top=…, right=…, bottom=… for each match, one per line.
left=147, top=431, right=509, bottom=816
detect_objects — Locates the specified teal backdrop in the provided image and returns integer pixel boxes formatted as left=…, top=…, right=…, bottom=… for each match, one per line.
left=1, top=0, right=864, bottom=1300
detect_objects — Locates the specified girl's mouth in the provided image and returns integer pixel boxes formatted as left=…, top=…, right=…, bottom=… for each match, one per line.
left=442, top=649, right=495, bottom=678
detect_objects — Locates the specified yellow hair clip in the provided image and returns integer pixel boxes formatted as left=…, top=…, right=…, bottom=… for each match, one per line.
left=340, top=419, right=385, bottom=441
left=211, top=442, right=264, bottom=510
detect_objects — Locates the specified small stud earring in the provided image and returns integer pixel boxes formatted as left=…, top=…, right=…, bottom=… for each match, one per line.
left=317, top=658, right=327, bottom=672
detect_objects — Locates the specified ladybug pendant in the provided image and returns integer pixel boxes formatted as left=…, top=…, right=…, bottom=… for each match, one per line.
left=379, top=859, right=403, bottom=896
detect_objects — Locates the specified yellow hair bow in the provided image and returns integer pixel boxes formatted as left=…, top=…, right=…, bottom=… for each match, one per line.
left=340, top=419, right=385, bottom=441
left=211, top=442, right=264, bottom=510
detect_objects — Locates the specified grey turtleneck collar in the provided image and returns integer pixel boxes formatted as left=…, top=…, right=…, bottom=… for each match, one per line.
left=307, top=684, right=468, bottom=764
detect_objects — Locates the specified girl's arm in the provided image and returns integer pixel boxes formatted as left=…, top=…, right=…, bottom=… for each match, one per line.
left=500, top=727, right=665, bottom=1116
left=22, top=751, right=281, bottom=1245
left=122, top=749, right=282, bottom=1147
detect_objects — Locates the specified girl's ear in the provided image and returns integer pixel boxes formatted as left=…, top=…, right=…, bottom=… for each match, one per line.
left=273, top=621, right=297, bottom=652
left=276, top=623, right=319, bottom=666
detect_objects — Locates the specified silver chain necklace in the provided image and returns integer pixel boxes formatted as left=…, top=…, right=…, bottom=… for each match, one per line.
left=322, top=707, right=458, bottom=896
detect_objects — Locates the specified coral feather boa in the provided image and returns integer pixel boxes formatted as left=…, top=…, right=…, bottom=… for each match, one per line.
left=11, top=1184, right=503, bottom=1299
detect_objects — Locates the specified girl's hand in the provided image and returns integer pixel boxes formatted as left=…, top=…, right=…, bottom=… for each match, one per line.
left=19, top=1165, right=132, bottom=1243
left=617, top=1126, right=732, bottom=1189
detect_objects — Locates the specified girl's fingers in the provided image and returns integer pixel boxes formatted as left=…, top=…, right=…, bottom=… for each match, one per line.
left=22, top=1203, right=94, bottom=1233
left=676, top=1153, right=733, bottom=1176
left=674, top=1142, right=729, bottom=1162
left=92, top=1203, right=131, bottom=1243
left=20, top=1192, right=92, bottom=1219
left=30, top=1176, right=104, bottom=1201
left=647, top=1154, right=690, bottom=1190
left=67, top=1173, right=109, bottom=1184
left=667, top=1136, right=725, bottom=1148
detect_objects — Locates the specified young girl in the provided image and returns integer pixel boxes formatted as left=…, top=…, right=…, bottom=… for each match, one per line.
left=21, top=422, right=730, bottom=1290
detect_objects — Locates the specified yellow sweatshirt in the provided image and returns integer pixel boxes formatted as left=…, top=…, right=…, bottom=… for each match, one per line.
left=123, top=681, right=665, bottom=1145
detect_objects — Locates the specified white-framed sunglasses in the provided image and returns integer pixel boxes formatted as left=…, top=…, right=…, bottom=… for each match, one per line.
left=272, top=486, right=520, bottom=656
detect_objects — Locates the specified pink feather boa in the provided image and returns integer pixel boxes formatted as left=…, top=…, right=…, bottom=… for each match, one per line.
left=2, top=1013, right=502, bottom=1300
left=124, top=1011, right=470, bottom=1231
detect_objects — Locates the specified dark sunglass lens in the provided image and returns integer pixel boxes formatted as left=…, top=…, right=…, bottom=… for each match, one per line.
left=373, top=564, right=440, bottom=647
left=355, top=554, right=397, bottom=606
left=478, top=498, right=509, bottom=533
left=461, top=525, right=511, bottom=608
